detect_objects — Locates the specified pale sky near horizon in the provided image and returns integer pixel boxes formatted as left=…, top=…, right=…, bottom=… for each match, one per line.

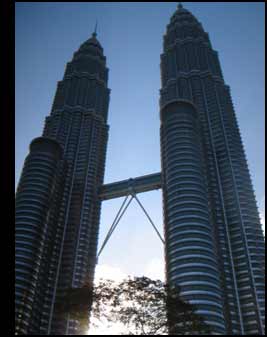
left=16, top=2, right=265, bottom=285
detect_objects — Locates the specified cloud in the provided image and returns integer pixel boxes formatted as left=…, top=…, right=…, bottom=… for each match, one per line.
left=144, top=258, right=165, bottom=281
left=94, top=257, right=165, bottom=284
left=94, top=264, right=128, bottom=284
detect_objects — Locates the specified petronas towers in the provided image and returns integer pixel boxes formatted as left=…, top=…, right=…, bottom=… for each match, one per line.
left=15, top=4, right=265, bottom=335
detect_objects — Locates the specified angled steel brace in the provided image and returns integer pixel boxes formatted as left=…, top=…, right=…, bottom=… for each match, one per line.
left=97, top=195, right=134, bottom=259
left=133, top=194, right=165, bottom=244
left=97, top=190, right=165, bottom=260
left=101, top=195, right=129, bottom=247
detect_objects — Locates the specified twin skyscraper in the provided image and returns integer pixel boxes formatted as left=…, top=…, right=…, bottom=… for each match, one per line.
left=15, top=4, right=265, bottom=335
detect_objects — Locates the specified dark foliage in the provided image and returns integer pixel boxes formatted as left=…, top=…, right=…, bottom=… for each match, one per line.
left=59, top=277, right=211, bottom=335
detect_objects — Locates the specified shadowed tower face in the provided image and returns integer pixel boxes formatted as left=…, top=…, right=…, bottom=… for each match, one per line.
left=160, top=4, right=265, bottom=335
left=15, top=31, right=110, bottom=335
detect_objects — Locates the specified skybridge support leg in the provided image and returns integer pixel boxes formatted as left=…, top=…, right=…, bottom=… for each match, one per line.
left=97, top=192, right=164, bottom=260
left=97, top=195, right=134, bottom=259
left=133, top=194, right=165, bottom=244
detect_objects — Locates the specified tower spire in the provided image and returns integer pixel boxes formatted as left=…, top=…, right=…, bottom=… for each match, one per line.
left=177, top=3, right=183, bottom=9
left=93, top=20, right=98, bottom=37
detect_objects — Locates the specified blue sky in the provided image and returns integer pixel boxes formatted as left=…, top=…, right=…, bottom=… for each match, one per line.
left=16, top=2, right=265, bottom=280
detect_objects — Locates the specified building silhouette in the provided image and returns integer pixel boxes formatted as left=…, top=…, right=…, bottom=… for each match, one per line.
left=15, top=30, right=110, bottom=335
left=160, top=4, right=265, bottom=335
left=15, top=4, right=265, bottom=335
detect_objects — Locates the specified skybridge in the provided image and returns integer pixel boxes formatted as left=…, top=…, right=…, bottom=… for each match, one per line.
left=99, top=172, right=162, bottom=201
left=97, top=172, right=164, bottom=258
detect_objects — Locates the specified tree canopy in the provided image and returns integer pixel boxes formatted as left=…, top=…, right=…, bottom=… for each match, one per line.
left=60, top=276, right=211, bottom=335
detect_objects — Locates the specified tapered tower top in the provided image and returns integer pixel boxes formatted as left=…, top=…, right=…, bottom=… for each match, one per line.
left=76, top=23, right=104, bottom=57
left=176, top=2, right=188, bottom=12
left=163, top=4, right=211, bottom=50
left=63, top=20, right=109, bottom=86
left=86, top=32, right=102, bottom=50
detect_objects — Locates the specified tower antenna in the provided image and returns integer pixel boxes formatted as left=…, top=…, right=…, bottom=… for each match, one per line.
left=93, top=20, right=98, bottom=37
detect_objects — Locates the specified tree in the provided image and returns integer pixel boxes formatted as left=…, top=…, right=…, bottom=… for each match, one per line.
left=60, top=276, right=211, bottom=335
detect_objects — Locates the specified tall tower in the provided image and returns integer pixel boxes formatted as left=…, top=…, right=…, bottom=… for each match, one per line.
left=160, top=4, right=265, bottom=335
left=15, top=31, right=110, bottom=335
